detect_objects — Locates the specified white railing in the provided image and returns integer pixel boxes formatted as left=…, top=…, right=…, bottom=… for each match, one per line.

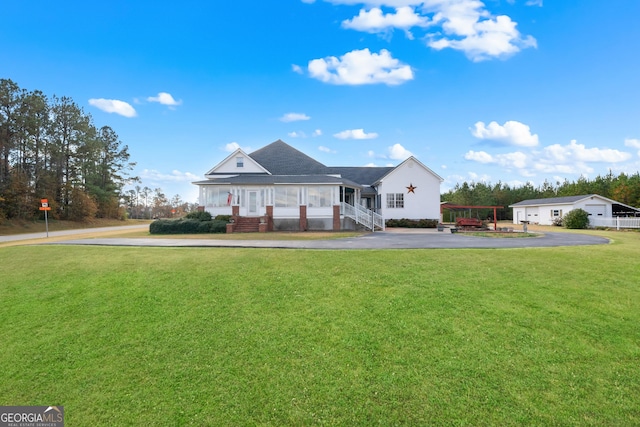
left=590, top=217, right=640, bottom=229
left=341, top=202, right=385, bottom=231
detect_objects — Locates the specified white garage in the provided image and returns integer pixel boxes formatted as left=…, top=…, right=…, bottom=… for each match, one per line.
left=509, top=194, right=639, bottom=226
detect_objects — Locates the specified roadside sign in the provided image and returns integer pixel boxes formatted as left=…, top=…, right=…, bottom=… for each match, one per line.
left=40, top=199, right=50, bottom=237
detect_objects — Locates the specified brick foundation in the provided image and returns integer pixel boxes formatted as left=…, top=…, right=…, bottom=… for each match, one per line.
left=299, top=205, right=307, bottom=231
left=333, top=205, right=341, bottom=231
left=266, top=205, right=274, bottom=231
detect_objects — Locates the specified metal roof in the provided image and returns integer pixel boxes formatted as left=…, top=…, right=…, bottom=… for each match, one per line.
left=509, top=194, right=598, bottom=207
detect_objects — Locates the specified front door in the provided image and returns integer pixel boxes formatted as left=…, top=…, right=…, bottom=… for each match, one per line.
left=247, top=190, right=259, bottom=216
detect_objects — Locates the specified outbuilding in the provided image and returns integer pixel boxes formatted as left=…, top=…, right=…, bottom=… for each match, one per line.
left=509, top=194, right=640, bottom=225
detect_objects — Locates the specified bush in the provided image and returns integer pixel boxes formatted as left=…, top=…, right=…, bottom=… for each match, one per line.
left=150, top=218, right=227, bottom=234
left=185, top=211, right=212, bottom=221
left=214, top=215, right=231, bottom=222
left=552, top=216, right=563, bottom=227
left=563, top=208, right=590, bottom=229
left=385, top=218, right=439, bottom=228
left=67, top=188, right=98, bottom=221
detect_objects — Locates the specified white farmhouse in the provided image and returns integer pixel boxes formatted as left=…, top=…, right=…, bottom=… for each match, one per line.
left=193, top=140, right=443, bottom=232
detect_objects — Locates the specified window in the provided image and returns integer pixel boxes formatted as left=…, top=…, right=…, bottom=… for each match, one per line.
left=551, top=209, right=563, bottom=217
left=206, top=187, right=232, bottom=207
left=386, top=193, right=404, bottom=208
left=275, top=187, right=299, bottom=207
left=236, top=157, right=244, bottom=168
left=308, top=187, right=332, bottom=207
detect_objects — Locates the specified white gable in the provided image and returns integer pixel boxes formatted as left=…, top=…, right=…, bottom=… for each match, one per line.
left=377, top=157, right=443, bottom=220
left=204, top=149, right=270, bottom=176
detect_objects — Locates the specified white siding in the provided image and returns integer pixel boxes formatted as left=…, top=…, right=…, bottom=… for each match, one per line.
left=511, top=196, right=615, bottom=225
left=378, top=158, right=442, bottom=220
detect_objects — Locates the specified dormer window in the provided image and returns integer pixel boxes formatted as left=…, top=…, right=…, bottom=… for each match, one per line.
left=236, top=156, right=244, bottom=168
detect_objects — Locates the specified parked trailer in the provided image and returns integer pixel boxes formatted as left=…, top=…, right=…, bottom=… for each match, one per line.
left=455, top=217, right=485, bottom=229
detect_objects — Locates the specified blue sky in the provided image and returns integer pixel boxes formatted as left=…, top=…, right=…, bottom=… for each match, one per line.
left=2, top=0, right=639, bottom=203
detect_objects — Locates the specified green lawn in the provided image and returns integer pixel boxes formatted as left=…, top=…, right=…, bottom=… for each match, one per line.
left=1, top=231, right=639, bottom=426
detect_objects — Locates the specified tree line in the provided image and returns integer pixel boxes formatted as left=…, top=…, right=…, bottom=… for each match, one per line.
left=441, top=172, right=640, bottom=220
left=0, top=78, right=139, bottom=221
left=123, top=185, right=198, bottom=220
left=0, top=79, right=200, bottom=222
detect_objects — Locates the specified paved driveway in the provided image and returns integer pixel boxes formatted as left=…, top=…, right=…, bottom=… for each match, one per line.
left=23, top=227, right=610, bottom=249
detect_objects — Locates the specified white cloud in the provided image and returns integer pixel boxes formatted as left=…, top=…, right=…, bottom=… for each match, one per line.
left=465, top=150, right=528, bottom=171
left=225, top=142, right=240, bottom=152
left=313, top=129, right=323, bottom=136
left=468, top=171, right=492, bottom=182
left=140, top=169, right=199, bottom=183
left=147, top=92, right=182, bottom=106
left=280, top=112, right=311, bottom=122
left=88, top=98, right=137, bottom=118
left=333, top=128, right=379, bottom=139
left=319, top=145, right=336, bottom=153
left=324, top=0, right=419, bottom=6
left=428, top=10, right=537, bottom=62
left=464, top=150, right=494, bottom=163
left=292, top=64, right=304, bottom=74
left=308, top=48, right=413, bottom=85
left=389, top=143, right=413, bottom=160
left=288, top=131, right=306, bottom=138
left=472, top=120, right=539, bottom=147
left=319, top=0, right=537, bottom=62
left=465, top=139, right=632, bottom=179
left=544, top=140, right=631, bottom=163
left=624, top=138, right=640, bottom=149
left=342, top=6, right=430, bottom=34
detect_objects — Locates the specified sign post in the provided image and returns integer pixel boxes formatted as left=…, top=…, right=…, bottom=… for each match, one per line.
left=39, top=199, right=51, bottom=237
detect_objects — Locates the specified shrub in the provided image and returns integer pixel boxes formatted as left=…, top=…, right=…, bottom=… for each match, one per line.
left=149, top=218, right=227, bottom=234
left=185, top=211, right=212, bottom=221
left=214, top=215, right=232, bottom=222
left=385, top=218, right=439, bottom=228
left=552, top=216, right=563, bottom=227
left=67, top=188, right=98, bottom=221
left=563, top=208, right=590, bottom=229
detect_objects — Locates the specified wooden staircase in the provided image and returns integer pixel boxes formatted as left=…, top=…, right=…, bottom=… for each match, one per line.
left=232, top=216, right=261, bottom=233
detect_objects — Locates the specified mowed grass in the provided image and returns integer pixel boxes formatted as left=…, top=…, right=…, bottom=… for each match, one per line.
left=1, top=232, right=639, bottom=426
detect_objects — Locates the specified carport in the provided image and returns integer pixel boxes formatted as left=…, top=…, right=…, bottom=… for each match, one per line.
left=440, top=202, right=505, bottom=231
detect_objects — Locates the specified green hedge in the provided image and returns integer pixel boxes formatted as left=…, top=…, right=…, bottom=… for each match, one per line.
left=149, top=219, right=227, bottom=234
left=184, top=211, right=213, bottom=221
left=385, top=218, right=439, bottom=228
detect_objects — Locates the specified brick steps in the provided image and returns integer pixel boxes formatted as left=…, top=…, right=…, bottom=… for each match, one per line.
left=233, top=216, right=261, bottom=233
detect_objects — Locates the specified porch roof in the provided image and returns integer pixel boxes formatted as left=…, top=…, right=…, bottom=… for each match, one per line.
left=193, top=174, right=362, bottom=187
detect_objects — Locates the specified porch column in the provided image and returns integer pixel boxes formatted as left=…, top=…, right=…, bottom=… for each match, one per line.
left=299, top=205, right=307, bottom=231
left=266, top=205, right=274, bottom=231
left=333, top=205, right=341, bottom=231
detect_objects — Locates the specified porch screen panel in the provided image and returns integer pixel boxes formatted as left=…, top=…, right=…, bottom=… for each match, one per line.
left=208, top=187, right=232, bottom=207
left=275, top=187, right=299, bottom=207
left=308, top=187, right=332, bottom=207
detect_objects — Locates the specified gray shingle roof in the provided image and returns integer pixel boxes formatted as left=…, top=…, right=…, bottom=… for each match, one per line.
left=194, top=174, right=360, bottom=186
left=510, top=195, right=597, bottom=206
left=327, top=166, right=394, bottom=186
left=197, top=140, right=400, bottom=189
left=249, top=140, right=328, bottom=175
